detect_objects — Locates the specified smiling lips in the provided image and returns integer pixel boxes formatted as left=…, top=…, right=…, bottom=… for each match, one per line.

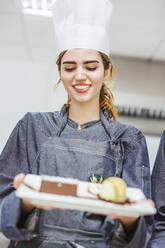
left=72, top=83, right=91, bottom=93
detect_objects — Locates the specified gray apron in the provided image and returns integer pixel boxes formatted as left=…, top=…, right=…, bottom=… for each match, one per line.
left=12, top=110, right=124, bottom=248
left=35, top=135, right=117, bottom=248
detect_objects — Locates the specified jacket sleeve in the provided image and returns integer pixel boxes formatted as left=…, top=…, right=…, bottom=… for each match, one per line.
left=147, top=130, right=165, bottom=248
left=0, top=116, right=37, bottom=241
left=105, top=129, right=152, bottom=248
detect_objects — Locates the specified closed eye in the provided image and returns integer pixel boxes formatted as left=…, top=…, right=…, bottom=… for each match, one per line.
left=64, top=68, right=75, bottom=72
left=64, top=67, right=97, bottom=72
left=87, top=67, right=97, bottom=71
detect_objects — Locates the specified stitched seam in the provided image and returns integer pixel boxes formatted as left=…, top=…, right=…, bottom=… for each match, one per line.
left=68, top=122, right=102, bottom=130
left=0, top=197, right=6, bottom=232
left=44, top=137, right=111, bottom=147
left=45, top=115, right=58, bottom=134
left=44, top=113, right=58, bottom=132
left=30, top=151, right=41, bottom=171
left=49, top=145, right=115, bottom=160
left=42, top=224, right=103, bottom=236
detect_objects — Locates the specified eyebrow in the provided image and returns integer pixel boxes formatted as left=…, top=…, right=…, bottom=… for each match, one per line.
left=62, top=60, right=100, bottom=65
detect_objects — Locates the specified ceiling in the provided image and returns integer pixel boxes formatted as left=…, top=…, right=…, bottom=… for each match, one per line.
left=0, top=0, right=165, bottom=63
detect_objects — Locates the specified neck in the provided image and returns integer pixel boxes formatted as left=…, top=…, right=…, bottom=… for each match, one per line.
left=68, top=100, right=100, bottom=125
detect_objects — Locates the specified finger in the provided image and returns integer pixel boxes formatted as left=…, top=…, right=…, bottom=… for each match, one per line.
left=36, top=205, right=67, bottom=211
left=93, top=212, right=106, bottom=216
left=36, top=205, right=54, bottom=210
left=148, top=199, right=155, bottom=207
left=108, top=214, right=139, bottom=221
left=109, top=213, right=118, bottom=219
left=13, top=173, right=25, bottom=189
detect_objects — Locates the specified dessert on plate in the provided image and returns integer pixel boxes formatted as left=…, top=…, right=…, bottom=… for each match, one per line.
left=16, top=174, right=156, bottom=217
left=23, top=174, right=128, bottom=203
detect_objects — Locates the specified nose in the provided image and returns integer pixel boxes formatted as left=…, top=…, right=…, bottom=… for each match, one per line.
left=75, top=67, right=87, bottom=82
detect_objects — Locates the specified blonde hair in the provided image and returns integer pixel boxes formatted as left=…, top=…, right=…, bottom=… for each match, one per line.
left=56, top=51, right=118, bottom=120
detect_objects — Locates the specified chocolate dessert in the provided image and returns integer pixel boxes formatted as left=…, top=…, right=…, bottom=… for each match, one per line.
left=40, top=180, right=77, bottom=197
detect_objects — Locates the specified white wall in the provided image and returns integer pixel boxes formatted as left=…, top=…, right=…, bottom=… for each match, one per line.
left=0, top=58, right=51, bottom=152
left=146, top=135, right=161, bottom=171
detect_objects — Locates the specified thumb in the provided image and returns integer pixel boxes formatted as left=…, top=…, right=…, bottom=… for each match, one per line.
left=13, top=173, right=25, bottom=189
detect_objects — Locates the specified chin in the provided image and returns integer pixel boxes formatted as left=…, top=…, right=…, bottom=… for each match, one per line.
left=74, top=96, right=93, bottom=104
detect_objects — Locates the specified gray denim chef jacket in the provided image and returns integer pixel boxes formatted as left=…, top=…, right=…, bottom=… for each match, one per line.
left=148, top=130, right=165, bottom=248
left=0, top=105, right=152, bottom=248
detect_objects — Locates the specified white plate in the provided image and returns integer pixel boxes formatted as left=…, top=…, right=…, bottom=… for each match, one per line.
left=16, top=175, right=156, bottom=217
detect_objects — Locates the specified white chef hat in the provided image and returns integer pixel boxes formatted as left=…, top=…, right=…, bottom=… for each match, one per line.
left=51, top=0, right=113, bottom=56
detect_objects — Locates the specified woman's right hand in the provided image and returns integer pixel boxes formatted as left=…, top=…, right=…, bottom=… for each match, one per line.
left=14, top=173, right=56, bottom=214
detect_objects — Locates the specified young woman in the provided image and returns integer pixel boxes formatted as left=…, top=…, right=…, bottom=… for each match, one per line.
left=0, top=48, right=152, bottom=248
left=0, top=0, right=153, bottom=247
left=148, top=131, right=165, bottom=248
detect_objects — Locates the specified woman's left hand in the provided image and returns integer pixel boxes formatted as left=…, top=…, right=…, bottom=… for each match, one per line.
left=108, top=199, right=155, bottom=232
left=108, top=213, right=139, bottom=232
left=93, top=210, right=139, bottom=231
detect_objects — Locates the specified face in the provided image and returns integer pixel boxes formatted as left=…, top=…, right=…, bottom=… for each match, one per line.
left=60, top=48, right=109, bottom=105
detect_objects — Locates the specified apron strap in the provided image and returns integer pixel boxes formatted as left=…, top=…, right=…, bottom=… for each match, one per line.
left=100, top=111, right=124, bottom=178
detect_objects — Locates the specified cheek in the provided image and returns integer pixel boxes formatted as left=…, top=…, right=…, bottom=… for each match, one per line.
left=61, top=71, right=73, bottom=84
left=91, top=71, right=105, bottom=84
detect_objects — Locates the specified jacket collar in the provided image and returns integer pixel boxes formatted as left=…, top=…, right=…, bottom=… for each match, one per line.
left=53, top=104, right=128, bottom=141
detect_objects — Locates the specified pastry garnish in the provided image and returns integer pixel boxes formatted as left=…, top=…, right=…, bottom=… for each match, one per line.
left=90, top=174, right=103, bottom=184
left=99, top=177, right=127, bottom=203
